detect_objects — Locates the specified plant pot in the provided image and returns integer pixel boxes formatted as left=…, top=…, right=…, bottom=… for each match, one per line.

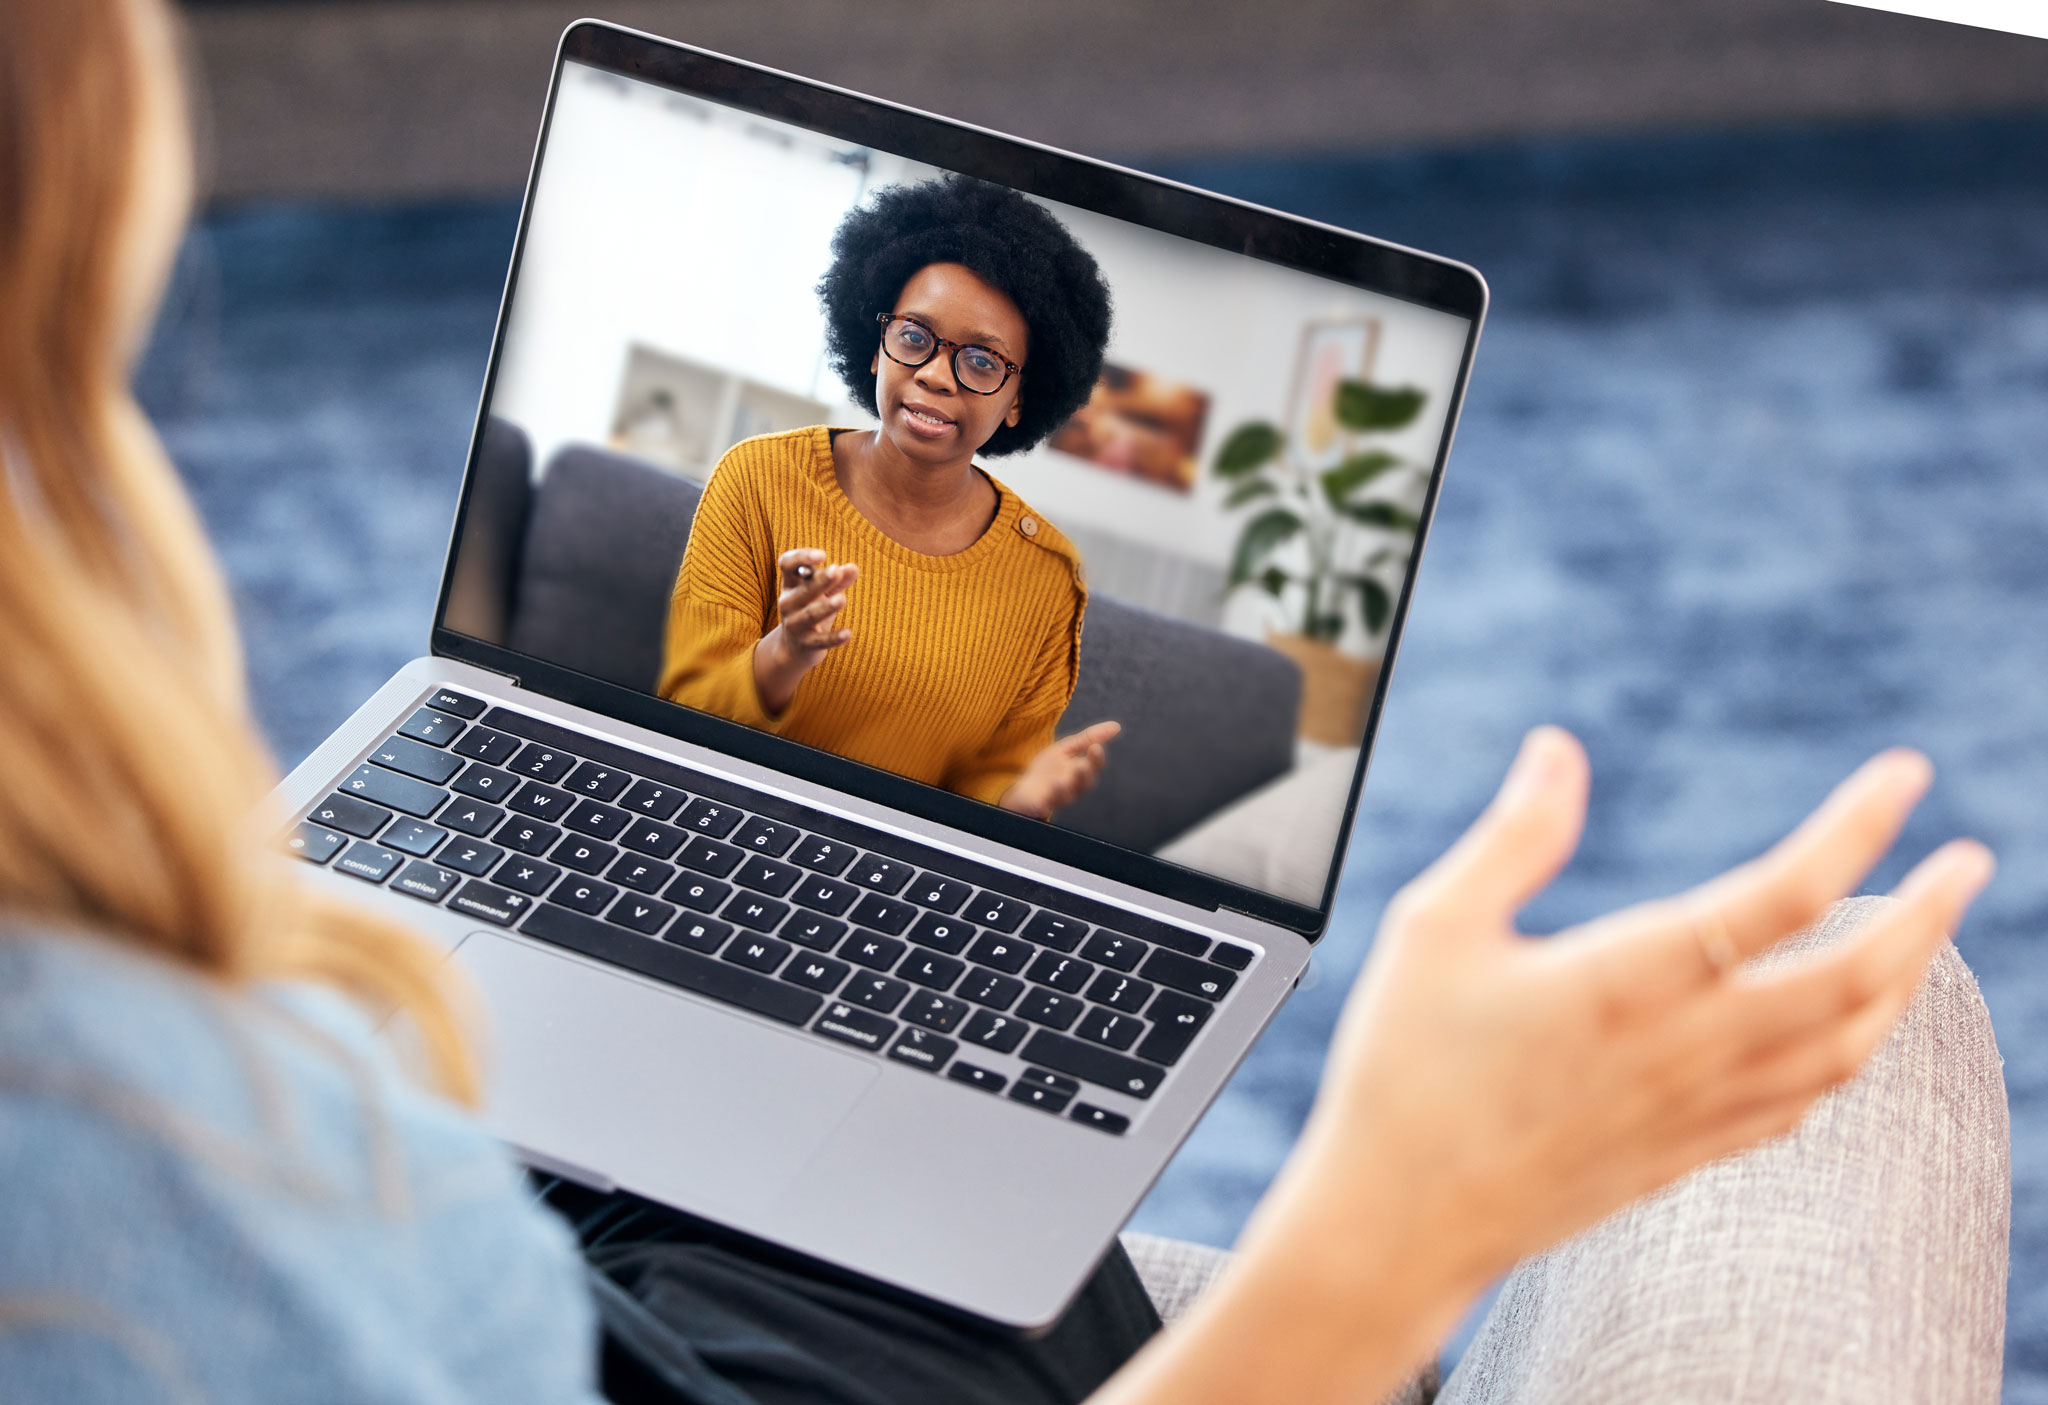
left=1265, top=633, right=1381, bottom=746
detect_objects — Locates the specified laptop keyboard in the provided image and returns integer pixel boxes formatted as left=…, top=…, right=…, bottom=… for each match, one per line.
left=291, top=689, right=1256, bottom=1135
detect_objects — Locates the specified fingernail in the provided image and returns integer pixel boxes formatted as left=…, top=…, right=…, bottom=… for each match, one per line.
left=1505, top=727, right=1570, bottom=800
left=1946, top=839, right=1996, bottom=891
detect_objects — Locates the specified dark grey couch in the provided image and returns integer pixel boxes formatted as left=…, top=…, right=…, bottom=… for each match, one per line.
left=450, top=419, right=1301, bottom=853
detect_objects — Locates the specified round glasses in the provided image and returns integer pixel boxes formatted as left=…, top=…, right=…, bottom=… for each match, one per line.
left=876, top=313, right=1021, bottom=396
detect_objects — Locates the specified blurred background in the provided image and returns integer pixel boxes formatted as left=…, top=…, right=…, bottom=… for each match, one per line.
left=159, top=0, right=2048, bottom=1391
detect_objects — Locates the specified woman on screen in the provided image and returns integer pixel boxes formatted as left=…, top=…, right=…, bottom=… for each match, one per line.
left=658, top=177, right=1122, bottom=819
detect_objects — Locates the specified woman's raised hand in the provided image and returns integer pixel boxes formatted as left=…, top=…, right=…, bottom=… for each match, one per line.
left=1094, top=727, right=1992, bottom=1405
left=754, top=548, right=859, bottom=714
left=1000, top=721, right=1122, bottom=819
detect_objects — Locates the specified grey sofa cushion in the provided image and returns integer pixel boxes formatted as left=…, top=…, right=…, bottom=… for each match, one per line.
left=1055, top=597, right=1299, bottom=854
left=503, top=441, right=1300, bottom=853
left=507, top=445, right=701, bottom=692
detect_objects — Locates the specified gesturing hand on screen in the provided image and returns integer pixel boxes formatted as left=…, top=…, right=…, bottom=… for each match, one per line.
left=753, top=548, right=859, bottom=715
left=1000, top=721, right=1122, bottom=819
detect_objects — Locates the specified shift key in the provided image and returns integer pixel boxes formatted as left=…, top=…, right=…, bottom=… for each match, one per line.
left=340, top=763, right=446, bottom=818
left=1018, top=1029, right=1165, bottom=1100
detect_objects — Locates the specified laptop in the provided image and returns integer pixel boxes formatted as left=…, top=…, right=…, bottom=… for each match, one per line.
left=276, top=18, right=1485, bottom=1330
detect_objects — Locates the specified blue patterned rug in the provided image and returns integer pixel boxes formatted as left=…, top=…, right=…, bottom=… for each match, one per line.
left=142, top=112, right=2048, bottom=1393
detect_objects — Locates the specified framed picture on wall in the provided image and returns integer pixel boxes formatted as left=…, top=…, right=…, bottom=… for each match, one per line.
left=1048, top=363, right=1211, bottom=493
left=1287, top=318, right=1381, bottom=471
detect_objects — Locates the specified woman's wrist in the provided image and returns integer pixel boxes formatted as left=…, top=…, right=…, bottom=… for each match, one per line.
left=752, top=631, right=806, bottom=715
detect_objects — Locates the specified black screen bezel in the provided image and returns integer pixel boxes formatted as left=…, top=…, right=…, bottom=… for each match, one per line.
left=429, top=19, right=1487, bottom=940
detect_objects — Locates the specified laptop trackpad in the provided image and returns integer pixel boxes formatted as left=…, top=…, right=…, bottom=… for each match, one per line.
left=455, top=930, right=878, bottom=1219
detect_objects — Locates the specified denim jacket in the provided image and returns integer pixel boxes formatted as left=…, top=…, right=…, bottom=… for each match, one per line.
left=0, top=927, right=603, bottom=1403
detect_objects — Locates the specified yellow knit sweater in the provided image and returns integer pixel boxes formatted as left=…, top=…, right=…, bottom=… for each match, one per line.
left=658, top=426, right=1088, bottom=805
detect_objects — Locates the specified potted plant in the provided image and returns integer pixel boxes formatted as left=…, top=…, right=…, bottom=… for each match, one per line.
left=1215, top=379, right=1429, bottom=745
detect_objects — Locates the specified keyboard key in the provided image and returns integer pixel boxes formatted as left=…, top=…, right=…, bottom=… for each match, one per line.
left=553, top=876, right=617, bottom=915
left=960, top=1008, right=1027, bottom=1054
left=335, top=841, right=403, bottom=883
left=665, top=874, right=732, bottom=913
left=397, top=707, right=464, bottom=747
left=620, top=818, right=688, bottom=860
left=1016, top=987, right=1083, bottom=1031
left=848, top=893, right=915, bottom=936
left=495, top=818, right=563, bottom=856
left=886, top=1028, right=956, bottom=1072
left=564, top=801, right=630, bottom=841
left=1080, top=932, right=1143, bottom=972
left=607, top=854, right=675, bottom=894
left=790, top=874, right=857, bottom=916
left=843, top=973, right=910, bottom=1012
left=959, top=968, right=1024, bottom=1011
left=1019, top=1030, right=1164, bottom=1100
left=782, top=954, right=850, bottom=994
left=1006, top=1082, right=1072, bottom=1115
left=731, top=817, right=799, bottom=856
left=451, top=766, right=519, bottom=802
left=380, top=819, right=448, bottom=858
left=507, top=784, right=573, bottom=822
left=678, top=798, right=741, bottom=838
left=1138, top=948, right=1238, bottom=1002
left=1069, top=1103, right=1130, bottom=1135
left=288, top=823, right=347, bottom=865
left=607, top=894, right=676, bottom=936
left=521, top=904, right=820, bottom=1027
left=1210, top=942, right=1255, bottom=971
left=439, top=799, right=505, bottom=837
left=1026, top=951, right=1095, bottom=995
left=1022, top=912, right=1089, bottom=953
left=496, top=857, right=560, bottom=897
left=906, top=912, right=976, bottom=955
left=813, top=1001, right=895, bottom=1052
left=439, top=839, right=505, bottom=876
left=340, top=764, right=445, bottom=819
left=308, top=793, right=390, bottom=838
left=905, top=873, right=971, bottom=913
left=946, top=1062, right=1005, bottom=1094
left=509, top=744, right=576, bottom=784
left=426, top=688, right=486, bottom=719
left=900, top=951, right=965, bottom=992
left=964, top=892, right=1029, bottom=932
left=1017, top=1067, right=1080, bottom=1097
left=1087, top=971, right=1155, bottom=1015
left=449, top=880, right=534, bottom=927
left=392, top=861, right=460, bottom=903
left=782, top=913, right=848, bottom=951
left=789, top=836, right=856, bottom=875
left=723, top=933, right=792, bottom=974
left=718, top=892, right=785, bottom=932
left=450, top=725, right=521, bottom=767
left=678, top=837, right=743, bottom=877
left=839, top=931, right=906, bottom=971
left=1135, top=990, right=1214, bottom=1066
left=966, top=932, right=1034, bottom=975
left=611, top=780, right=681, bottom=821
left=550, top=836, right=618, bottom=876
left=1076, top=1007, right=1142, bottom=1052
left=667, top=916, right=732, bottom=954
left=369, top=735, right=463, bottom=785
left=733, top=855, right=800, bottom=897
left=849, top=855, right=914, bottom=894
left=903, top=992, right=968, bottom=1033
left=563, top=762, right=630, bottom=803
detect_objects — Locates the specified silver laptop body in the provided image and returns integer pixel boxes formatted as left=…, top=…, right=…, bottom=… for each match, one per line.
left=275, top=19, right=1486, bottom=1330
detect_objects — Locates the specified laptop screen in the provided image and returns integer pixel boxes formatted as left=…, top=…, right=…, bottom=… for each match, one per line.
left=439, top=33, right=1482, bottom=927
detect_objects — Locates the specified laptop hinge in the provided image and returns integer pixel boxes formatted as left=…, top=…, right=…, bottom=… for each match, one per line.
left=509, top=1143, right=616, bottom=1193
left=449, top=660, right=521, bottom=687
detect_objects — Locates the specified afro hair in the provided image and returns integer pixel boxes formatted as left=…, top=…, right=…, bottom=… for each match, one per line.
left=816, top=175, right=1113, bottom=458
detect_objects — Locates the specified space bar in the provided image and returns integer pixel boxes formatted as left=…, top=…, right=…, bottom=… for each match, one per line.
left=519, top=905, right=823, bottom=1027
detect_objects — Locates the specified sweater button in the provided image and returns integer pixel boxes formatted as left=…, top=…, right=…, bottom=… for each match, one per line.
left=1019, top=516, right=1039, bottom=537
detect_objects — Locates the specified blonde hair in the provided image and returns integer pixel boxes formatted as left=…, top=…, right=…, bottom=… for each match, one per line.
left=0, top=0, right=478, bottom=1103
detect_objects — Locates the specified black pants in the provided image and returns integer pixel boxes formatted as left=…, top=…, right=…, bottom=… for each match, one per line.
left=542, top=1183, right=1162, bottom=1405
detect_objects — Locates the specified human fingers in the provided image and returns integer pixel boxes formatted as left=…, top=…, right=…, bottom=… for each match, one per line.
left=1399, top=727, right=1589, bottom=924
left=1061, top=721, right=1121, bottom=757
left=777, top=548, right=828, bottom=590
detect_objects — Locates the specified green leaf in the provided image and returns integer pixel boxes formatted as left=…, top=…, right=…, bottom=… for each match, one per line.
left=1308, top=614, right=1345, bottom=641
left=1215, top=422, right=1284, bottom=477
left=1225, top=477, right=1279, bottom=509
left=1226, top=506, right=1305, bottom=588
left=1333, top=381, right=1426, bottom=432
left=1338, top=573, right=1393, bottom=634
left=1258, top=565, right=1289, bottom=597
left=1318, top=451, right=1400, bottom=509
left=1339, top=501, right=1422, bottom=533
